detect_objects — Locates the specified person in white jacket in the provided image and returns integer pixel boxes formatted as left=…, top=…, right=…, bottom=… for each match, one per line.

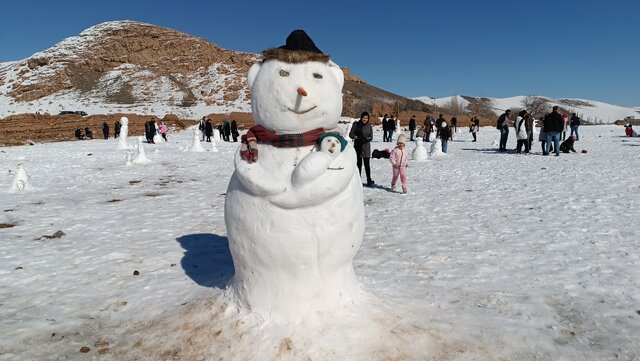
left=515, top=110, right=530, bottom=154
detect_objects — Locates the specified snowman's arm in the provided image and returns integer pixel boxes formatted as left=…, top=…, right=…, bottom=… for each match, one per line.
left=270, top=146, right=356, bottom=209
left=233, top=149, right=286, bottom=196
left=290, top=150, right=334, bottom=187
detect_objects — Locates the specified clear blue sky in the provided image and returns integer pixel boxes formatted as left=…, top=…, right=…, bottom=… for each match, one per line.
left=1, top=0, right=638, bottom=106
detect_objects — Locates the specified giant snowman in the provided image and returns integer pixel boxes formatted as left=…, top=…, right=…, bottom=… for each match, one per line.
left=224, top=30, right=364, bottom=322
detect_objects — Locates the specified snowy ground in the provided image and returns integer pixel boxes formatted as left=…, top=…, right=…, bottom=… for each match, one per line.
left=1, top=125, right=639, bottom=360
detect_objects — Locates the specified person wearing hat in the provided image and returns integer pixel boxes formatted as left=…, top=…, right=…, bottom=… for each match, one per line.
left=390, top=133, right=409, bottom=194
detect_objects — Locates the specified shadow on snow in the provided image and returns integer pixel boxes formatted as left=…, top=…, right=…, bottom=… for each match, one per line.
left=176, top=233, right=234, bottom=288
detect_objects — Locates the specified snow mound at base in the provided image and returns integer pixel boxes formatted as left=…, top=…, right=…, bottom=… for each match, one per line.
left=109, top=291, right=536, bottom=361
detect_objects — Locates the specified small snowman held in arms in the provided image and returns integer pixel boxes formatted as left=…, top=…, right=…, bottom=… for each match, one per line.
left=225, top=30, right=363, bottom=322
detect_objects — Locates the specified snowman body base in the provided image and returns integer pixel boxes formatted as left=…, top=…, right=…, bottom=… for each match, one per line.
left=225, top=143, right=364, bottom=321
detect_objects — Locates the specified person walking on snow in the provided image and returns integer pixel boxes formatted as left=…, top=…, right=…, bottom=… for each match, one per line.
left=205, top=119, right=213, bottom=142
left=544, top=106, right=564, bottom=156
left=382, top=114, right=389, bottom=142
left=439, top=120, right=452, bottom=153
left=515, top=110, right=530, bottom=154
left=349, top=111, right=375, bottom=186
left=562, top=113, right=569, bottom=141
left=102, top=122, right=109, bottom=140
left=497, top=109, right=512, bottom=152
left=388, top=115, right=396, bottom=143
left=231, top=120, right=239, bottom=142
left=408, top=115, right=417, bottom=141
left=159, top=122, right=168, bottom=142
left=114, top=120, right=121, bottom=139
left=570, top=113, right=581, bottom=140
left=390, top=133, right=409, bottom=194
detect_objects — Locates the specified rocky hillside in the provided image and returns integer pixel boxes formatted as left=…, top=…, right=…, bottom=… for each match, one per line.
left=0, top=21, right=429, bottom=119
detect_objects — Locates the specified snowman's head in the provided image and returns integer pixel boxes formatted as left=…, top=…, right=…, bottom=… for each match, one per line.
left=247, top=30, right=344, bottom=134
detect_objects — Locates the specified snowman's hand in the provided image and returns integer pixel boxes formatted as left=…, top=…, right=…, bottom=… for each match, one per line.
left=234, top=147, right=286, bottom=196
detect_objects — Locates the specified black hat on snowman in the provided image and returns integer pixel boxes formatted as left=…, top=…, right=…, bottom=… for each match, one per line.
left=262, top=30, right=330, bottom=64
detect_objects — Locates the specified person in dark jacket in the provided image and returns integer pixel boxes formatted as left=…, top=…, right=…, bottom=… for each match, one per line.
left=560, top=135, right=577, bottom=153
left=544, top=106, right=564, bottom=156
left=382, top=114, right=389, bottom=142
left=408, top=115, right=417, bottom=141
left=387, top=115, right=396, bottom=143
left=102, top=122, right=109, bottom=140
left=230, top=120, right=239, bottom=142
left=205, top=119, right=213, bottom=142
left=570, top=113, right=581, bottom=140
left=74, top=128, right=84, bottom=140
left=436, top=114, right=446, bottom=138
left=217, top=124, right=223, bottom=139
left=451, top=116, right=458, bottom=133
left=223, top=120, right=231, bottom=142
left=349, top=111, right=375, bottom=186
left=84, top=127, right=93, bottom=140
left=114, top=121, right=121, bottom=139
left=496, top=109, right=512, bottom=151
left=423, top=116, right=434, bottom=142
left=439, top=121, right=452, bottom=153
left=144, top=121, right=153, bottom=143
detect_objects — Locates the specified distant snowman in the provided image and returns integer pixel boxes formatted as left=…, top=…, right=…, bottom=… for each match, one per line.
left=189, top=127, right=205, bottom=152
left=430, top=138, right=445, bottom=157
left=117, top=116, right=129, bottom=149
left=224, top=30, right=363, bottom=321
left=412, top=138, right=429, bottom=161
left=133, top=136, right=151, bottom=163
left=9, top=164, right=33, bottom=192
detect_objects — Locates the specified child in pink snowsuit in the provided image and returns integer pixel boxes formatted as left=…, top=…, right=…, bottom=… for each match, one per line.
left=390, top=134, right=409, bottom=193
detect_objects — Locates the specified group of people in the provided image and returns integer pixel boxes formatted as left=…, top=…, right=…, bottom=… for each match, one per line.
left=199, top=117, right=239, bottom=143
left=74, top=127, right=94, bottom=140
left=381, top=114, right=398, bottom=142
left=73, top=118, right=169, bottom=143
left=497, top=106, right=582, bottom=156
left=144, top=119, right=168, bottom=143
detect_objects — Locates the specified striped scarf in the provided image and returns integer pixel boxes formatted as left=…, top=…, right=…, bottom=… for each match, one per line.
left=240, top=125, right=327, bottom=163
left=243, top=125, right=326, bottom=147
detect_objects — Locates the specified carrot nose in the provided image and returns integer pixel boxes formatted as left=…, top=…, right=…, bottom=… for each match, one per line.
left=297, top=87, right=308, bottom=96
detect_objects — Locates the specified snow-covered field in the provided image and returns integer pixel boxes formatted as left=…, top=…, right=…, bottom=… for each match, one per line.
left=1, top=125, right=639, bottom=360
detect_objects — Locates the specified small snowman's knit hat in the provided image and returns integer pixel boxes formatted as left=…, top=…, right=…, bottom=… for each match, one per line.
left=262, top=30, right=330, bottom=64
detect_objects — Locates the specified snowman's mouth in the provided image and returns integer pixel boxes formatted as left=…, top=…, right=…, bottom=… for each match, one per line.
left=288, top=106, right=317, bottom=115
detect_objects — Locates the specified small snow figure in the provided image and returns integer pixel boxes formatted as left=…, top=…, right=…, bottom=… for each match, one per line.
left=430, top=138, right=445, bottom=157
left=225, top=30, right=362, bottom=321
left=411, top=138, right=429, bottom=162
left=125, top=149, right=135, bottom=166
left=190, top=127, right=205, bottom=152
left=133, top=137, right=151, bottom=164
left=210, top=137, right=219, bottom=152
left=9, top=164, right=33, bottom=192
left=117, top=117, right=129, bottom=150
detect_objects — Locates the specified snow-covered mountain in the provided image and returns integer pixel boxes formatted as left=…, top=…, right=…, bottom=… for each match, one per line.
left=414, top=95, right=640, bottom=124
left=0, top=21, right=258, bottom=118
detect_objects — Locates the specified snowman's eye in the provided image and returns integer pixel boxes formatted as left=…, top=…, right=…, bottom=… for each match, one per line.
left=279, top=70, right=289, bottom=77
left=313, top=73, right=323, bottom=79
